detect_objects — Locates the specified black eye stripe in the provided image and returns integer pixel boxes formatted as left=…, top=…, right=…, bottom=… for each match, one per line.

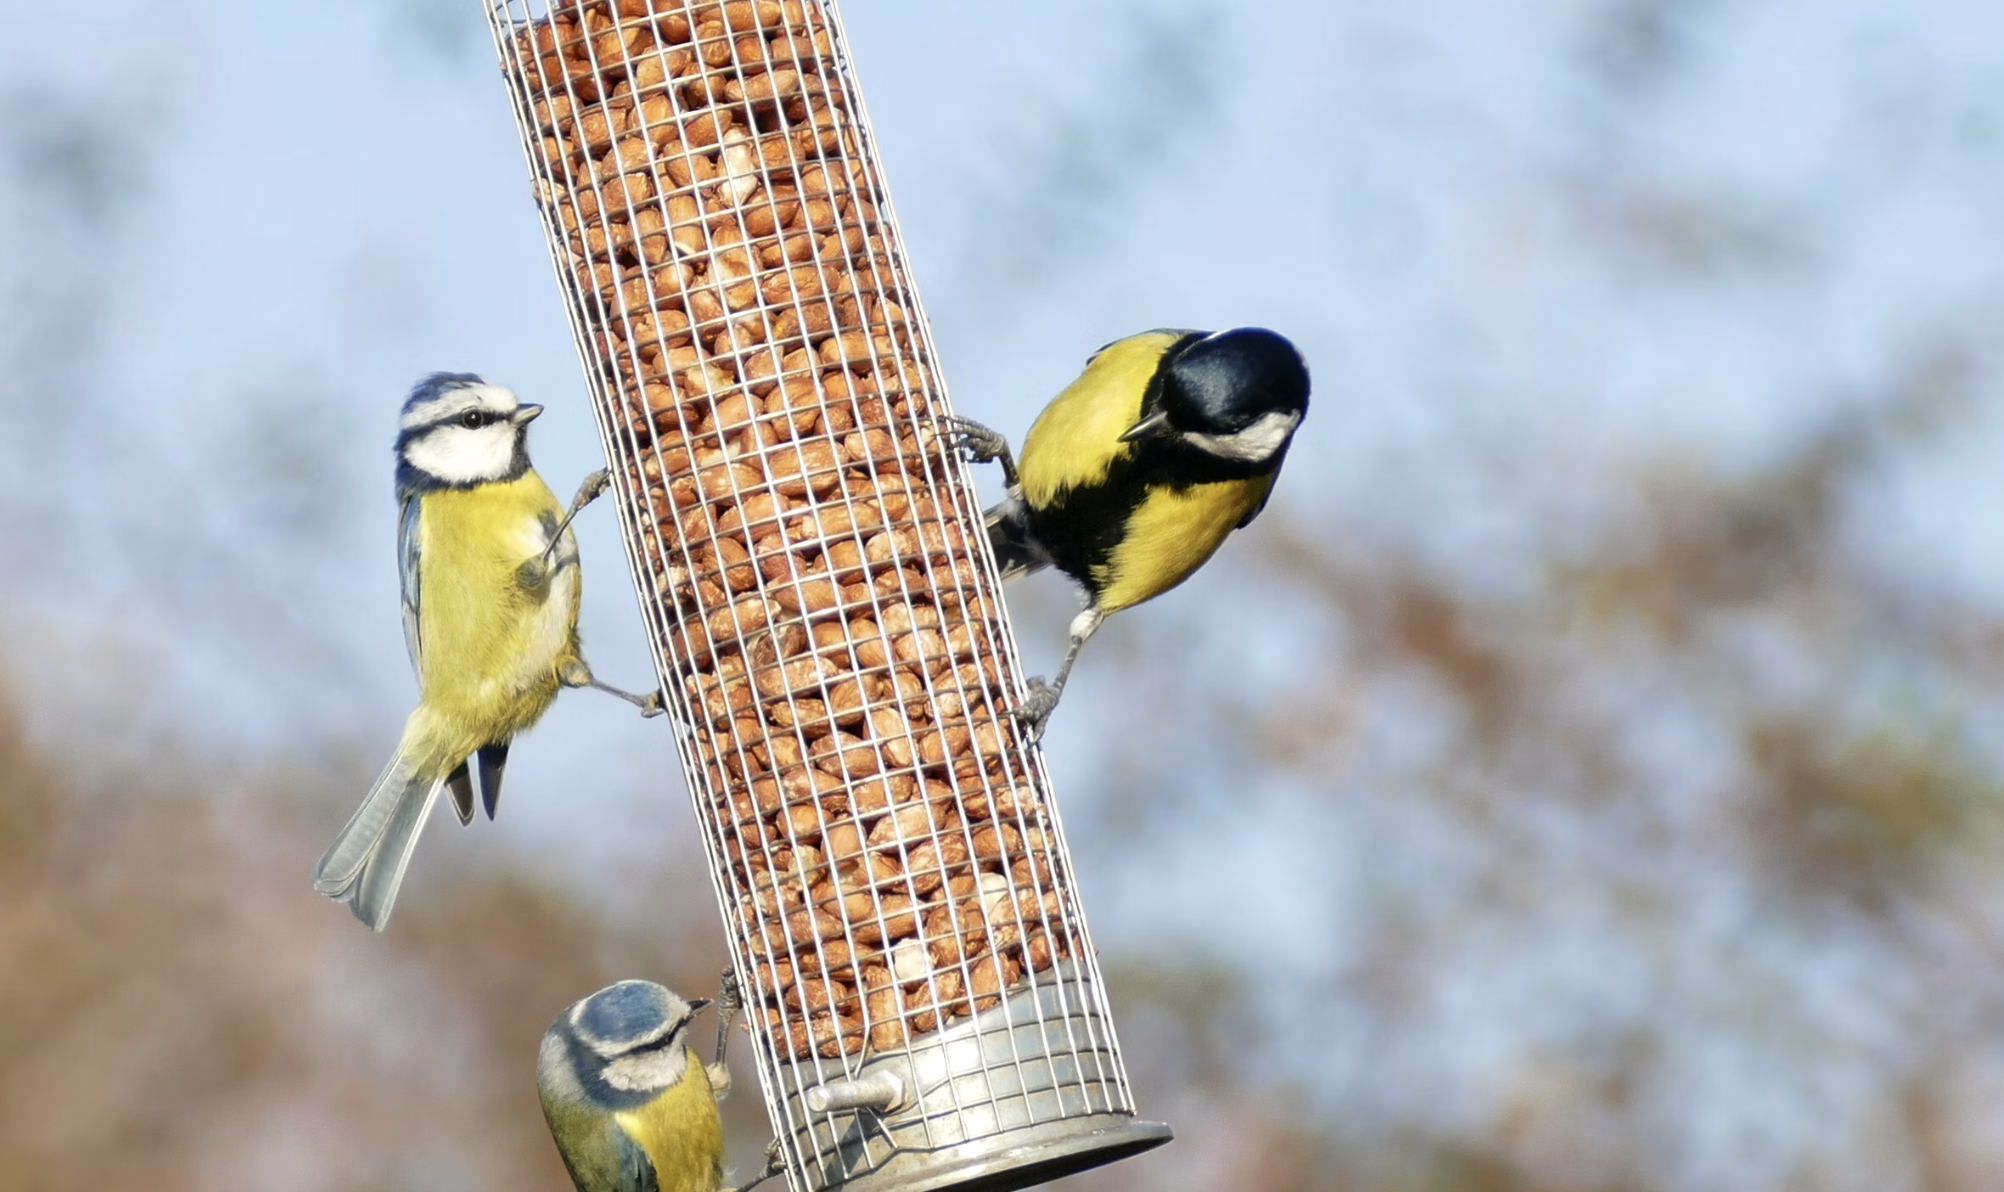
left=427, top=409, right=504, bottom=430
left=408, top=405, right=508, bottom=435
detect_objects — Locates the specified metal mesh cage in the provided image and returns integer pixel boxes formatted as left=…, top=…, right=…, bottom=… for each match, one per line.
left=481, top=2, right=1170, bottom=1189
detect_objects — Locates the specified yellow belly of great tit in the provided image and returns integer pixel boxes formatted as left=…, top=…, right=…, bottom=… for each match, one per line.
left=403, top=471, right=582, bottom=773
left=1089, top=472, right=1277, bottom=613
left=611, top=1052, right=726, bottom=1192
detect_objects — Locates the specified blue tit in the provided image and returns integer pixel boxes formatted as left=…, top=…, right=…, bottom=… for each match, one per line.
left=537, top=975, right=783, bottom=1192
left=947, top=327, right=1309, bottom=738
left=312, top=372, right=663, bottom=931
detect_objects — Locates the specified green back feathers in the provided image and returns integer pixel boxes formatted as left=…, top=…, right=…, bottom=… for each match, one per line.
left=541, top=1091, right=660, bottom=1192
left=1018, top=330, right=1188, bottom=508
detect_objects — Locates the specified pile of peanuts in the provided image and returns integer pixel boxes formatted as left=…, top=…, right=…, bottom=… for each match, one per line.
left=506, top=0, right=1075, bottom=1060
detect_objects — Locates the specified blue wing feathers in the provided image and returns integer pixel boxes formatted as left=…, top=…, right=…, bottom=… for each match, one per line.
left=399, top=497, right=424, bottom=675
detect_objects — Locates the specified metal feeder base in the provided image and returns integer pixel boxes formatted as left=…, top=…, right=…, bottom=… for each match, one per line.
left=833, top=1115, right=1173, bottom=1192
left=777, top=962, right=1171, bottom=1192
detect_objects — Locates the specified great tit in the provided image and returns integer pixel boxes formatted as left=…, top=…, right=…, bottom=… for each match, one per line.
left=538, top=973, right=783, bottom=1192
left=312, top=372, right=662, bottom=931
left=948, top=327, right=1309, bottom=738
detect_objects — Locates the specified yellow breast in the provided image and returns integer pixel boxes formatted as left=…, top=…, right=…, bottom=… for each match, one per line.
left=411, top=471, right=582, bottom=750
left=613, top=1053, right=725, bottom=1192
left=1094, top=475, right=1273, bottom=613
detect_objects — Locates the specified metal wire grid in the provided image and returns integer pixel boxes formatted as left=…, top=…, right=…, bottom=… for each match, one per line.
left=482, top=0, right=1138, bottom=1184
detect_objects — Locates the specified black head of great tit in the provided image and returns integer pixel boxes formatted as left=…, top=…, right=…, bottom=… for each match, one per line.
left=1117, top=326, right=1311, bottom=457
left=945, top=327, right=1309, bottom=738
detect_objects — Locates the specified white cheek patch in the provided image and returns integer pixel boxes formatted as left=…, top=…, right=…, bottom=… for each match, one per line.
left=405, top=424, right=518, bottom=484
left=1183, top=409, right=1300, bottom=464
left=600, top=1043, right=689, bottom=1093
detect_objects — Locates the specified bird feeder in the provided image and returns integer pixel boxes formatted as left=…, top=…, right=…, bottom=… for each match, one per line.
left=481, top=3, right=1171, bottom=1190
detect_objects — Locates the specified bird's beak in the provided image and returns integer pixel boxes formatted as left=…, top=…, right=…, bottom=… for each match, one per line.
left=1117, top=409, right=1171, bottom=443
left=687, top=997, right=713, bottom=1014
left=512, top=404, right=544, bottom=425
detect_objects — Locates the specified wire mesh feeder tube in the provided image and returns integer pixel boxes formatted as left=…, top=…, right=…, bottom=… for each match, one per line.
left=483, top=2, right=1171, bottom=1189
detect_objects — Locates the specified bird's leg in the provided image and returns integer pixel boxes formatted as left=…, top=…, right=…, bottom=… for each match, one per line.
left=592, top=679, right=665, bottom=718
left=940, top=415, right=1020, bottom=489
left=541, top=467, right=612, bottom=569
left=721, top=1139, right=786, bottom=1192
left=1015, top=606, right=1104, bottom=742
left=704, top=966, right=744, bottom=1101
left=713, top=966, right=743, bottom=1071
left=558, top=658, right=666, bottom=718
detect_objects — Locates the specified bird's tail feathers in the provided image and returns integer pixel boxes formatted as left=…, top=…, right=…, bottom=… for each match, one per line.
left=983, top=492, right=1050, bottom=583
left=312, top=738, right=443, bottom=931
left=313, top=743, right=416, bottom=896
left=350, top=774, right=444, bottom=931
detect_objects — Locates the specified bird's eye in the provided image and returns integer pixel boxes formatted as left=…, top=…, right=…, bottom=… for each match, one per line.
left=461, top=410, right=487, bottom=429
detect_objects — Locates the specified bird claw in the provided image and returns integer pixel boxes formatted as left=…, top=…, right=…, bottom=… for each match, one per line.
left=581, top=467, right=611, bottom=502
left=638, top=689, right=666, bottom=719
left=940, top=415, right=1009, bottom=464
left=717, top=967, right=745, bottom=1016
left=1012, top=678, right=1061, bottom=742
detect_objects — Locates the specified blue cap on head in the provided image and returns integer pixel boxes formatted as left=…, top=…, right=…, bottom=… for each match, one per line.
left=402, top=371, right=487, bottom=418
left=575, top=980, right=675, bottom=1049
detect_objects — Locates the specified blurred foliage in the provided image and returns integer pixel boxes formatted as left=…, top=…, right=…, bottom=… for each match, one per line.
left=0, top=85, right=144, bottom=441
left=0, top=679, right=765, bottom=1192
